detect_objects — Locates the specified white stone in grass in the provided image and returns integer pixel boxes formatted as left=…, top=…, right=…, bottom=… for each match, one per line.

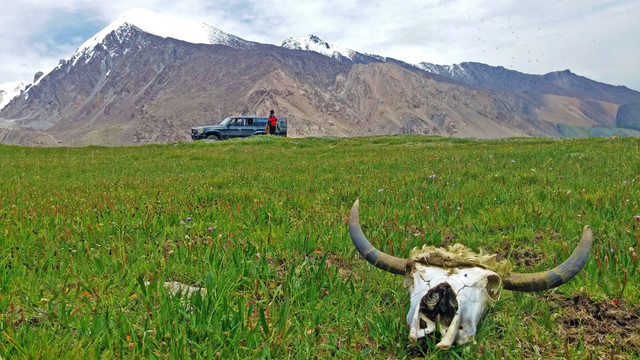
left=144, top=281, right=206, bottom=297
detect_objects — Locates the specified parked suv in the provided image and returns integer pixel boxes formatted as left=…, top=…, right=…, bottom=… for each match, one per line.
left=191, top=116, right=287, bottom=141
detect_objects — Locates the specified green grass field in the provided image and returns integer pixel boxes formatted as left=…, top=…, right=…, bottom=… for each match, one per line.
left=1, top=135, right=639, bottom=359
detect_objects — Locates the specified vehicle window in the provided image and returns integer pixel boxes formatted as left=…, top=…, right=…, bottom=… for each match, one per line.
left=255, top=118, right=267, bottom=126
left=246, top=118, right=254, bottom=125
left=229, top=118, right=244, bottom=126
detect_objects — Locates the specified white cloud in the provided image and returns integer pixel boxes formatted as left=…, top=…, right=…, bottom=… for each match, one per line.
left=0, top=0, right=639, bottom=91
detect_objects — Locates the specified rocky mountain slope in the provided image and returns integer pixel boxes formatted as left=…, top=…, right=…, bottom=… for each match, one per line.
left=1, top=9, right=639, bottom=146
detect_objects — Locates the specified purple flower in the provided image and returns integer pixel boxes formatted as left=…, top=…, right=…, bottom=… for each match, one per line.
left=186, top=217, right=191, bottom=221
left=429, top=174, right=436, bottom=179
left=378, top=189, right=383, bottom=192
left=178, top=174, right=184, bottom=177
left=624, top=181, right=629, bottom=185
left=635, top=215, right=640, bottom=220
left=207, top=227, right=213, bottom=232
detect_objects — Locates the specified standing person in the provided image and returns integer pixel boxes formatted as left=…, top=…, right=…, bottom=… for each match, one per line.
left=268, top=110, right=278, bottom=135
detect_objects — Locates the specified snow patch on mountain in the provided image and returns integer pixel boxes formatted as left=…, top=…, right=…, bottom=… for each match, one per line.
left=280, top=35, right=357, bottom=61
left=0, top=81, right=28, bottom=110
left=416, top=62, right=472, bottom=80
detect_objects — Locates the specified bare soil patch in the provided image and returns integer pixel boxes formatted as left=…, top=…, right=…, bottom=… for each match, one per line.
left=548, top=292, right=640, bottom=351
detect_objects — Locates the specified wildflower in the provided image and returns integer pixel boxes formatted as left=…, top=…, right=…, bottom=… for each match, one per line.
left=207, top=227, right=213, bottom=232
left=186, top=217, right=191, bottom=221
left=624, top=180, right=629, bottom=185
left=378, top=189, right=383, bottom=192
left=429, top=174, right=436, bottom=179
left=178, top=174, right=184, bottom=177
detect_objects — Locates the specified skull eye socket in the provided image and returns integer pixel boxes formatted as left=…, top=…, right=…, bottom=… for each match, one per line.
left=486, top=274, right=502, bottom=300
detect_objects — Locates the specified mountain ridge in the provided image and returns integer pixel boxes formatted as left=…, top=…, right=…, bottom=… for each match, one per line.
left=417, top=61, right=640, bottom=104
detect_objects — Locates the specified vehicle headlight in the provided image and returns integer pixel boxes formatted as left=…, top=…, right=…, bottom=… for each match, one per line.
left=194, top=128, right=204, bottom=134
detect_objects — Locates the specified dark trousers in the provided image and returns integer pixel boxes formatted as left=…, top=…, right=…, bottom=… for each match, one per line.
left=268, top=125, right=276, bottom=134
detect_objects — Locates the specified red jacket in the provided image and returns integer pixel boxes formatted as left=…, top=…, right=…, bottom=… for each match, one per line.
left=268, top=116, right=278, bottom=126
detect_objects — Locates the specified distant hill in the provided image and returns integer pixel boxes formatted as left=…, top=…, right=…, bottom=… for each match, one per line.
left=616, top=102, right=640, bottom=130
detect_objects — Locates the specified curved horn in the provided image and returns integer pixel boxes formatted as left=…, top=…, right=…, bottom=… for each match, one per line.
left=349, top=200, right=409, bottom=275
left=502, top=226, right=593, bottom=292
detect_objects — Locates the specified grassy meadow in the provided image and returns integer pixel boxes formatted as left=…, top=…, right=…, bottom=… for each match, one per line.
left=1, top=135, right=639, bottom=359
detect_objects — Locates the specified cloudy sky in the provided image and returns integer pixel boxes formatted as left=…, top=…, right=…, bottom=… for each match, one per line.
left=1, top=0, right=638, bottom=91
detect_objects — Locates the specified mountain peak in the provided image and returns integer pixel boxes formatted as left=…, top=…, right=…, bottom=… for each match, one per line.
left=280, top=34, right=356, bottom=60
left=75, top=8, right=246, bottom=56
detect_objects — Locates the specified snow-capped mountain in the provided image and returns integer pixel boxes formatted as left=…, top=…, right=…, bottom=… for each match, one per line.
left=77, top=8, right=254, bottom=55
left=280, top=35, right=385, bottom=64
left=25, top=8, right=256, bottom=91
left=0, top=81, right=28, bottom=110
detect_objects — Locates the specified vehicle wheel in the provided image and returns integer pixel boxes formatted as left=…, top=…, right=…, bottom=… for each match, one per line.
left=206, top=134, right=220, bottom=141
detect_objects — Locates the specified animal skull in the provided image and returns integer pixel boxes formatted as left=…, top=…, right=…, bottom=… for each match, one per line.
left=405, top=265, right=501, bottom=349
left=348, top=200, right=592, bottom=349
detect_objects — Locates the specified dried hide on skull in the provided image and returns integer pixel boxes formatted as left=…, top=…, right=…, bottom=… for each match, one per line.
left=348, top=200, right=592, bottom=349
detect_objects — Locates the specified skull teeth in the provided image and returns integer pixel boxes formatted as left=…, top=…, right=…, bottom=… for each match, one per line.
left=436, top=312, right=461, bottom=350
